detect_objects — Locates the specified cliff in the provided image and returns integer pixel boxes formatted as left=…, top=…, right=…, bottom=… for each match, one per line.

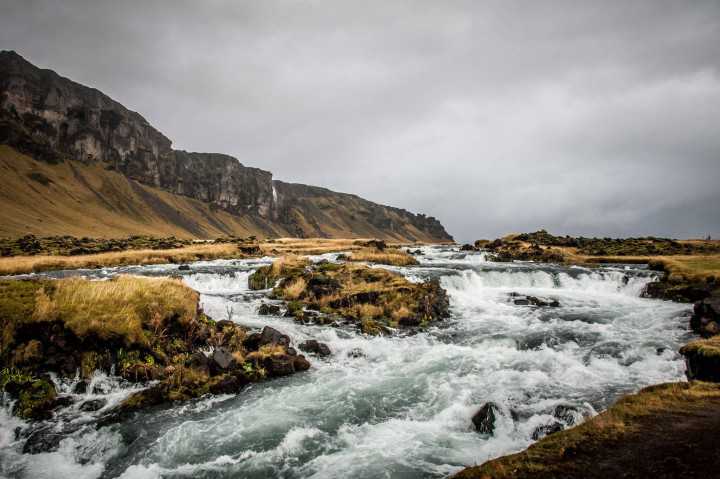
left=0, top=50, right=452, bottom=241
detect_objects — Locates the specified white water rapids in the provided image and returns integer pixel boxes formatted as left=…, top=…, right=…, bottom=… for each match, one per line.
left=0, top=246, right=692, bottom=478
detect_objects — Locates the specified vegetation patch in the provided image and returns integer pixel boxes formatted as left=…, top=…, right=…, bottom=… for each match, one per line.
left=250, top=256, right=449, bottom=333
left=0, top=276, right=309, bottom=420
left=345, top=247, right=419, bottom=266
left=0, top=243, right=249, bottom=275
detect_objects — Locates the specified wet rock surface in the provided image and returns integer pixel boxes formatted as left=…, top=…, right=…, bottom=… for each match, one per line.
left=299, top=340, right=332, bottom=357
left=472, top=402, right=498, bottom=435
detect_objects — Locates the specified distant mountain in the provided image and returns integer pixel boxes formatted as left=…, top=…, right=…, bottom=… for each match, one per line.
left=0, top=50, right=453, bottom=241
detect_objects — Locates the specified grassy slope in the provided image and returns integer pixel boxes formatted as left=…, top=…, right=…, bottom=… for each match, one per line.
left=280, top=194, right=445, bottom=243
left=0, top=146, right=451, bottom=242
left=0, top=145, right=283, bottom=238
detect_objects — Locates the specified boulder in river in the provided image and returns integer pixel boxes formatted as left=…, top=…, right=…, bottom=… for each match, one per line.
left=22, top=426, right=64, bottom=454
left=472, top=402, right=499, bottom=434
left=532, top=421, right=564, bottom=440
left=258, top=303, right=281, bottom=316
left=299, top=340, right=332, bottom=357
left=79, top=398, right=106, bottom=412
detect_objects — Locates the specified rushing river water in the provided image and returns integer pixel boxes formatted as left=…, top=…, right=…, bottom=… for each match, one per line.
left=0, top=246, right=693, bottom=478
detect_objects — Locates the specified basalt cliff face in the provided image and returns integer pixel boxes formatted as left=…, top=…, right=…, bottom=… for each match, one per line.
left=0, top=50, right=452, bottom=241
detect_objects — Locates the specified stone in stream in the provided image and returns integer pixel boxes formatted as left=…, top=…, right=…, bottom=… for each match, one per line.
left=299, top=339, right=332, bottom=357
left=258, top=303, right=281, bottom=316
left=178, top=264, right=190, bottom=271
left=22, top=427, right=64, bottom=454
left=532, top=421, right=564, bottom=440
left=79, top=398, right=106, bottom=412
left=262, top=354, right=308, bottom=376
left=553, top=404, right=580, bottom=426
left=258, top=326, right=291, bottom=347
left=472, top=402, right=499, bottom=434
left=511, top=293, right=560, bottom=308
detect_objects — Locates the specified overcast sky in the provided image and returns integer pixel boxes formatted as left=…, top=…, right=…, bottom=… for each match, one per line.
left=2, top=1, right=719, bottom=241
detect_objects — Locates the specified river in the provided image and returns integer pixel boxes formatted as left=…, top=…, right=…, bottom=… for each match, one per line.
left=0, top=246, right=692, bottom=478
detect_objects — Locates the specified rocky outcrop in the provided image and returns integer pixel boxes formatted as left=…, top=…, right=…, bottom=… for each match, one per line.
left=0, top=50, right=453, bottom=242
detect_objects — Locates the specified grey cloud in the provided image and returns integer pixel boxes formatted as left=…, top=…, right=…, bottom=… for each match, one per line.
left=1, top=0, right=719, bottom=241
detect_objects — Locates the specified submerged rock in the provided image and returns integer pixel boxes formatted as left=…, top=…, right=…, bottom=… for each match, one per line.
left=553, top=404, right=580, bottom=426
left=22, top=426, right=64, bottom=454
left=511, top=293, right=560, bottom=307
left=6, top=377, right=58, bottom=420
left=79, top=398, right=106, bottom=412
left=472, top=402, right=498, bottom=434
left=532, top=421, right=564, bottom=440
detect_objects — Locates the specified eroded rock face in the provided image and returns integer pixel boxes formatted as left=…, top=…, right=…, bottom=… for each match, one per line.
left=0, top=51, right=454, bottom=242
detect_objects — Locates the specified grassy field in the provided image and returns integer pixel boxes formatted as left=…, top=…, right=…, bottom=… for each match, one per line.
left=0, top=243, right=243, bottom=275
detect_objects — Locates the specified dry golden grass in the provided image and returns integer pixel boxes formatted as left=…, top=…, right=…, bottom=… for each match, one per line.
left=391, top=305, right=412, bottom=321
left=31, top=275, right=198, bottom=347
left=281, top=277, right=307, bottom=300
left=352, top=303, right=384, bottom=319
left=347, top=248, right=418, bottom=266
left=269, top=255, right=307, bottom=275
left=0, top=145, right=274, bottom=239
left=0, top=243, right=241, bottom=275
left=257, top=238, right=431, bottom=256
left=548, top=246, right=720, bottom=282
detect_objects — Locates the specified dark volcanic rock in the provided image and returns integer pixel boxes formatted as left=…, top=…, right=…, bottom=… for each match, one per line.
left=690, top=296, right=720, bottom=337
left=472, top=402, right=499, bottom=434
left=185, top=352, right=211, bottom=376
left=553, top=405, right=579, bottom=426
left=79, top=398, right=106, bottom=412
left=259, top=326, right=291, bottom=347
left=22, top=426, right=64, bottom=454
left=258, top=303, right=282, bottom=316
left=299, top=340, right=332, bottom=357
left=262, top=354, right=296, bottom=377
left=211, top=347, right=237, bottom=372
left=532, top=421, right=564, bottom=440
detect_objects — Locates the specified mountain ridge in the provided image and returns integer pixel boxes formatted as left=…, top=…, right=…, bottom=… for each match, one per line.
left=0, top=50, right=452, bottom=241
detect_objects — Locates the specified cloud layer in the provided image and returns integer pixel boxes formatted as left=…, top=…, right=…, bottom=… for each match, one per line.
left=2, top=0, right=719, bottom=240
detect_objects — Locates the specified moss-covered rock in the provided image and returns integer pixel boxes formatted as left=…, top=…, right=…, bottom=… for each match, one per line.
left=0, top=276, right=309, bottom=421
left=257, top=257, right=449, bottom=332
left=3, top=375, right=58, bottom=420
left=680, top=337, right=720, bottom=382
